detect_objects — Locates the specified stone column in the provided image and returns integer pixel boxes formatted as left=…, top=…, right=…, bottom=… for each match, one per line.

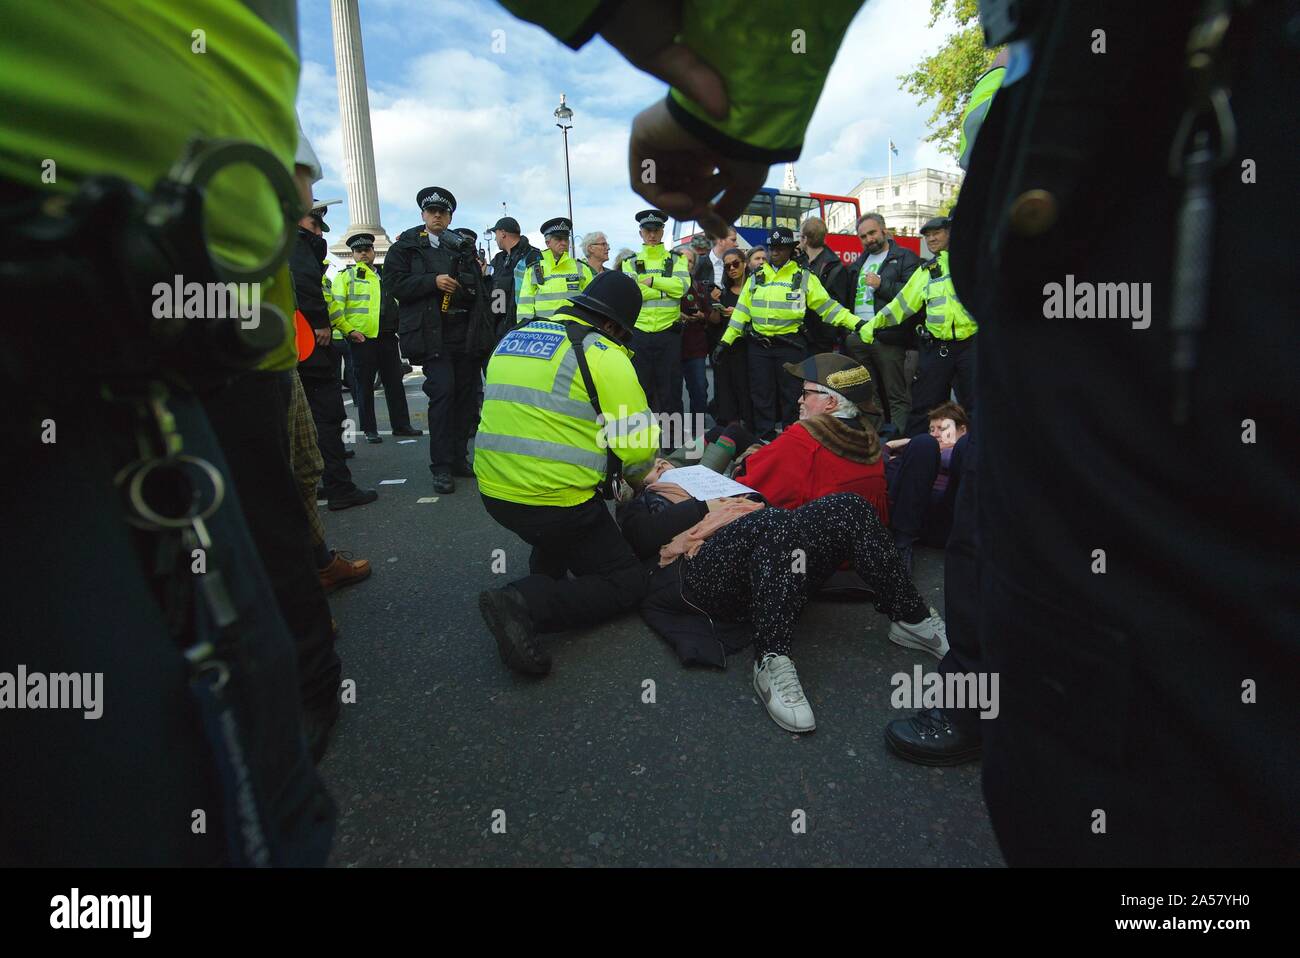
left=329, top=0, right=392, bottom=260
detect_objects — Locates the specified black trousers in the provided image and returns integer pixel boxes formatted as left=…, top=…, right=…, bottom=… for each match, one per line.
left=4, top=380, right=334, bottom=865
left=351, top=332, right=414, bottom=434
left=423, top=349, right=482, bottom=472
left=904, top=335, right=976, bottom=437
left=300, top=361, right=358, bottom=499
left=886, top=432, right=964, bottom=549
left=481, top=493, right=648, bottom=634
left=202, top=370, right=342, bottom=716
left=935, top=433, right=981, bottom=736
left=630, top=327, right=684, bottom=417
left=712, top=339, right=753, bottom=427
left=747, top=336, right=808, bottom=436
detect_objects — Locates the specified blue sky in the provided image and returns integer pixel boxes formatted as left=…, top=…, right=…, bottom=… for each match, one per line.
left=296, top=0, right=961, bottom=262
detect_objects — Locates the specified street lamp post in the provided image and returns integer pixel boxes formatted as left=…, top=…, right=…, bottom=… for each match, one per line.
left=554, top=94, right=574, bottom=240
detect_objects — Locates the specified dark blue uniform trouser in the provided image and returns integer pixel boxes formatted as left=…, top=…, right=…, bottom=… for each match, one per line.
left=351, top=331, right=414, bottom=435
left=423, top=348, right=483, bottom=472
left=746, top=335, right=808, bottom=436
left=630, top=327, right=683, bottom=419
left=481, top=494, right=648, bottom=633
left=886, top=432, right=965, bottom=550
left=3, top=386, right=334, bottom=865
left=933, top=433, right=981, bottom=736
left=905, top=335, right=976, bottom=437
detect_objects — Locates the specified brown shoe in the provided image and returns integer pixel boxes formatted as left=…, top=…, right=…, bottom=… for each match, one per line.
left=318, top=551, right=371, bottom=593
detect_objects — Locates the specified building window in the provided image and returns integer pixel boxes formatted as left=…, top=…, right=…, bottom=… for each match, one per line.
left=893, top=186, right=900, bottom=197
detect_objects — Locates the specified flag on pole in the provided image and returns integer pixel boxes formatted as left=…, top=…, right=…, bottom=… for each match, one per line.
left=889, top=140, right=899, bottom=156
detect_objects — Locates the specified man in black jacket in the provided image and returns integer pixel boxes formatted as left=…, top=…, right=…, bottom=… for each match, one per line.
left=844, top=212, right=921, bottom=434
left=292, top=206, right=378, bottom=511
left=488, top=215, right=541, bottom=340
left=385, top=186, right=492, bottom=493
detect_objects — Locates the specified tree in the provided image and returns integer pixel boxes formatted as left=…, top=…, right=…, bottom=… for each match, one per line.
left=898, top=0, right=1002, bottom=162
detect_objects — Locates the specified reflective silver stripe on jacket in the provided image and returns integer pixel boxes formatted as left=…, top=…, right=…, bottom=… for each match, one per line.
left=474, top=433, right=607, bottom=471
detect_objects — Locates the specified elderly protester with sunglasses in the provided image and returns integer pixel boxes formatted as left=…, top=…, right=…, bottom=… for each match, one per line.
left=732, top=353, right=890, bottom=518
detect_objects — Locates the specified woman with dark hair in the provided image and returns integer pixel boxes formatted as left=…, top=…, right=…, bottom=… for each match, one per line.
left=709, top=247, right=753, bottom=427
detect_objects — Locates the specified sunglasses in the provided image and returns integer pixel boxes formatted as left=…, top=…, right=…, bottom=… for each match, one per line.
left=725, top=260, right=743, bottom=269
left=800, top=388, right=830, bottom=400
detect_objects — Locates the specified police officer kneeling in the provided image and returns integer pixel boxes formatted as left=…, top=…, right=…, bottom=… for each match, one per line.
left=475, top=271, right=660, bottom=675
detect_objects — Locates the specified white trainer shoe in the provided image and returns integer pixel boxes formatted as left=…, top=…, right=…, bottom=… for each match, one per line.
left=753, top=653, right=816, bottom=733
left=889, top=608, right=950, bottom=660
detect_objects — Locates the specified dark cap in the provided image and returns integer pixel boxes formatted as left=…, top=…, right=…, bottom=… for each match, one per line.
left=635, top=209, right=669, bottom=229
left=453, top=227, right=478, bottom=244
left=782, top=353, right=882, bottom=414
left=416, top=186, right=457, bottom=213
left=920, top=216, right=951, bottom=234
left=564, top=270, right=642, bottom=333
left=346, top=232, right=376, bottom=250
left=490, top=216, right=521, bottom=234
left=766, top=226, right=798, bottom=247
left=310, top=197, right=341, bottom=233
left=541, top=217, right=572, bottom=238
left=690, top=234, right=711, bottom=251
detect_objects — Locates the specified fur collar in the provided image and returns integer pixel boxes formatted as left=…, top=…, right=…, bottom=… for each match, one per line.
left=795, top=413, right=881, bottom=464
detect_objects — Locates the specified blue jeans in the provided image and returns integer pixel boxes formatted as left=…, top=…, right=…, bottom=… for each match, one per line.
left=683, top=356, right=708, bottom=420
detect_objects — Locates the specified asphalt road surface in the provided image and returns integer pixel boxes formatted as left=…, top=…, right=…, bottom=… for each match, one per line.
left=318, top=372, right=1004, bottom=867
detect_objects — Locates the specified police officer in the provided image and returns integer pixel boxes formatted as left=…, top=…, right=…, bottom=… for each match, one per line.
left=332, top=232, right=421, bottom=444
left=869, top=216, right=976, bottom=436
left=487, top=215, right=542, bottom=341
left=475, top=271, right=660, bottom=675
left=715, top=226, right=868, bottom=439
left=620, top=209, right=691, bottom=418
left=385, top=186, right=490, bottom=494
left=294, top=205, right=378, bottom=508
left=516, top=216, right=593, bottom=325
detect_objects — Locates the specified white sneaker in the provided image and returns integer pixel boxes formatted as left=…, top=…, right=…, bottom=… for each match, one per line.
left=753, top=654, right=816, bottom=733
left=889, top=608, right=950, bottom=660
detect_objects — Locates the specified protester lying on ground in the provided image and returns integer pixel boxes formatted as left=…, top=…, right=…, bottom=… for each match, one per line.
left=883, top=400, right=971, bottom=574
left=616, top=485, right=948, bottom=733
left=729, top=354, right=889, bottom=520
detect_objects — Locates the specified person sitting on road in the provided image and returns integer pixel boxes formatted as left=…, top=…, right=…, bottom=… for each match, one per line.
left=730, top=354, right=889, bottom=521
left=615, top=481, right=947, bottom=733
left=883, top=400, right=971, bottom=574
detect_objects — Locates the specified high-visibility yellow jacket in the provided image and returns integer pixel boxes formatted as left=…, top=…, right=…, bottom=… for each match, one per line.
left=474, top=312, right=659, bottom=507
left=330, top=263, right=381, bottom=339
left=872, top=250, right=977, bottom=342
left=0, top=1, right=301, bottom=372
left=959, top=65, right=1005, bottom=171
left=720, top=260, right=856, bottom=345
left=516, top=250, right=594, bottom=324
left=620, top=244, right=689, bottom=333
left=501, top=2, right=860, bottom=164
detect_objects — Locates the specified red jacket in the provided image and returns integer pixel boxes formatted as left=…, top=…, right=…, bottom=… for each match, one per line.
left=735, top=421, right=890, bottom=524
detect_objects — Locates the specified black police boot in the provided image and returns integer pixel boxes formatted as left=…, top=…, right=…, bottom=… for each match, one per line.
left=327, top=487, right=378, bottom=511
left=431, top=472, right=455, bottom=494
left=392, top=426, right=423, bottom=437
left=884, top=708, right=982, bottom=766
left=451, top=459, right=474, bottom=477
left=365, top=431, right=383, bottom=444
left=478, top=587, right=550, bottom=675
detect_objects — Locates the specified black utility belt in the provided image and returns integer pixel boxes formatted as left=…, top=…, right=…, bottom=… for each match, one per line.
left=751, top=331, right=805, bottom=349
left=640, top=323, right=685, bottom=334
left=922, top=333, right=974, bottom=345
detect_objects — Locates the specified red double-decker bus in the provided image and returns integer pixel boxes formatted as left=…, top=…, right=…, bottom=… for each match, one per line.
left=674, top=187, right=923, bottom=266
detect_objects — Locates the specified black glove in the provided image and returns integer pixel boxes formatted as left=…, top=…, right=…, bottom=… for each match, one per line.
left=710, top=341, right=729, bottom=365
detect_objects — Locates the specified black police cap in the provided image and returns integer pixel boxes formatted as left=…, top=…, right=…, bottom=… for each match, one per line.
left=541, top=217, right=572, bottom=237
left=564, top=270, right=642, bottom=333
left=920, top=216, right=951, bottom=234
left=416, top=186, right=457, bottom=213
left=454, top=228, right=478, bottom=243
left=346, top=232, right=376, bottom=250
left=766, top=226, right=798, bottom=247
left=635, top=209, right=668, bottom=229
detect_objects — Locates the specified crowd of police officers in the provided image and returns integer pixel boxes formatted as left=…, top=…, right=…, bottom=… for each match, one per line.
left=5, top=0, right=1294, bottom=872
